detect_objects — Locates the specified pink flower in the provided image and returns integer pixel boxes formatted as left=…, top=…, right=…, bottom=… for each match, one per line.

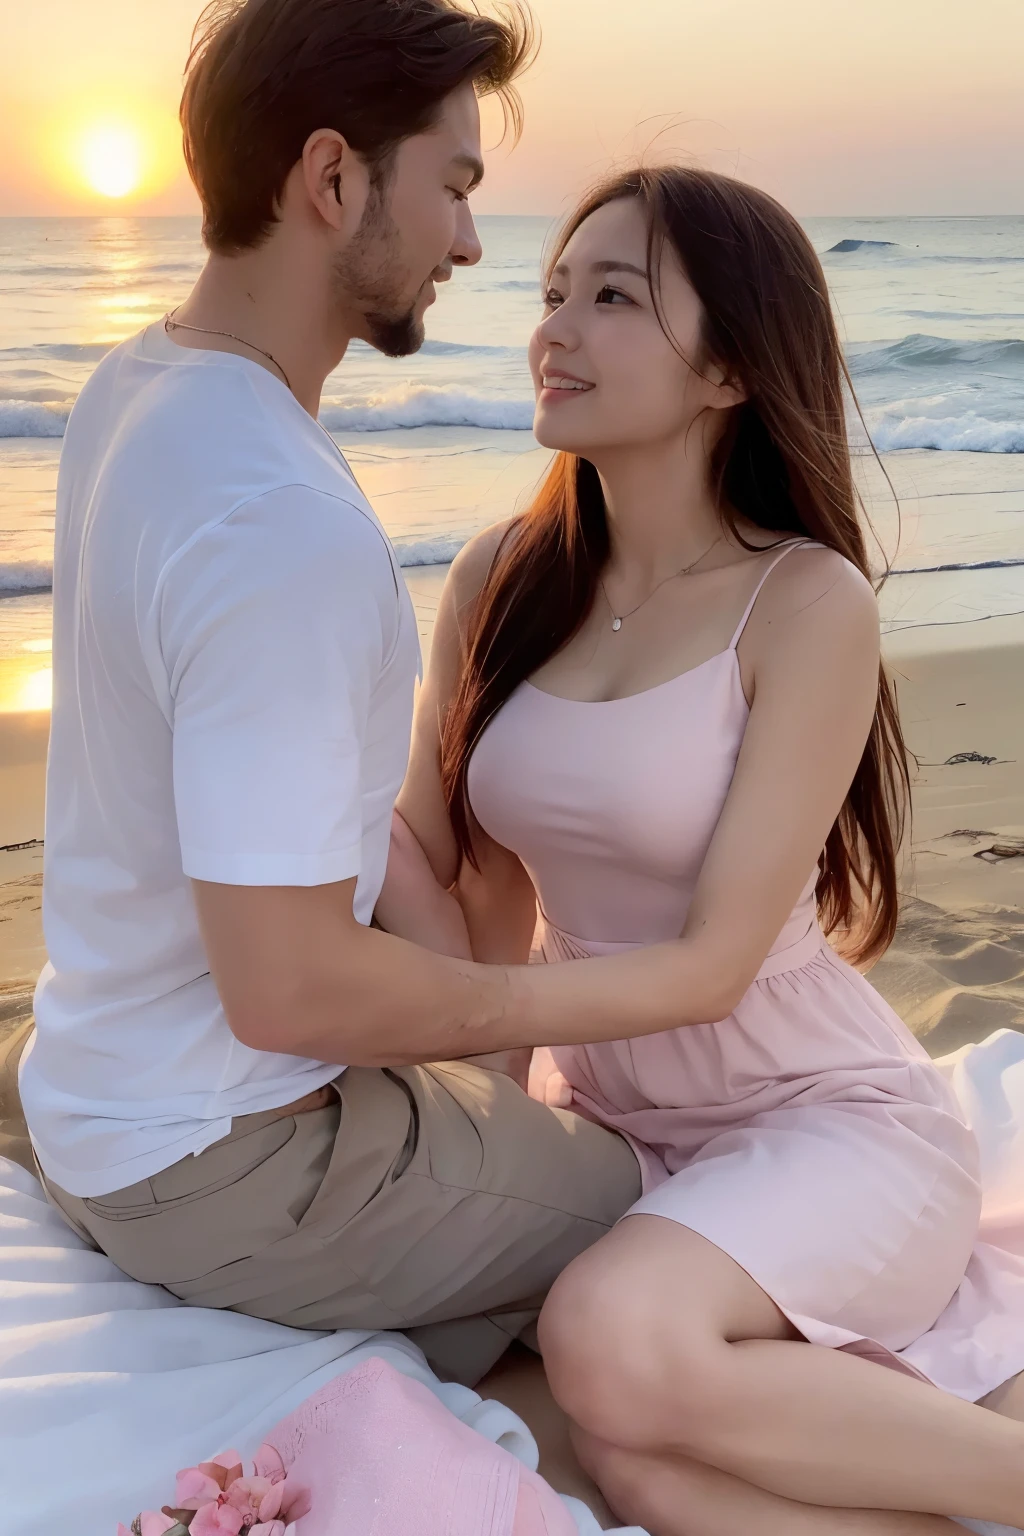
left=128, top=1443, right=308, bottom=1536
left=222, top=1475, right=278, bottom=1521
left=221, top=1469, right=310, bottom=1527
left=176, top=1452, right=245, bottom=1510
left=175, top=1470, right=223, bottom=1510
left=190, top=1502, right=245, bottom=1536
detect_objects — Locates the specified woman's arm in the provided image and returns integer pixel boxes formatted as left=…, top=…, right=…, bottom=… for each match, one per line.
left=374, top=809, right=473, bottom=959
left=390, top=523, right=538, bottom=965
left=377, top=526, right=539, bottom=1086
left=672, top=546, right=883, bottom=1002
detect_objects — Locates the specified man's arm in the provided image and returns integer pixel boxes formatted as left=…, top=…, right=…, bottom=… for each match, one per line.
left=192, top=872, right=727, bottom=1064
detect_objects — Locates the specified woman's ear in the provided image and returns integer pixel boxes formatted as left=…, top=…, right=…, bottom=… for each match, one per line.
left=703, top=360, right=749, bottom=410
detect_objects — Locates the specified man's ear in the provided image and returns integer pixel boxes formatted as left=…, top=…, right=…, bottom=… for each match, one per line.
left=299, top=129, right=372, bottom=236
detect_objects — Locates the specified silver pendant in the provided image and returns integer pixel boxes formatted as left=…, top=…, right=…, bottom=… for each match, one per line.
left=611, top=617, right=622, bottom=632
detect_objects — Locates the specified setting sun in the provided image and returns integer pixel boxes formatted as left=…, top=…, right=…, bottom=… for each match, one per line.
left=79, top=123, right=144, bottom=199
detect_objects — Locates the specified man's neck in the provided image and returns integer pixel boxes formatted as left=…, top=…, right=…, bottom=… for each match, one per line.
left=167, top=240, right=353, bottom=419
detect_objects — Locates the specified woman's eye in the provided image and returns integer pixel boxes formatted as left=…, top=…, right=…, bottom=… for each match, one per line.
left=596, top=286, right=632, bottom=305
left=543, top=289, right=564, bottom=309
left=449, top=188, right=469, bottom=202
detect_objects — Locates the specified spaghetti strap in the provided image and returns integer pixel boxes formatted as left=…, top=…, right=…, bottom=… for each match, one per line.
left=727, top=539, right=818, bottom=651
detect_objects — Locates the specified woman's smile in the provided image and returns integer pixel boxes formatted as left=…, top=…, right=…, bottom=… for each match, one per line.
left=539, top=366, right=595, bottom=401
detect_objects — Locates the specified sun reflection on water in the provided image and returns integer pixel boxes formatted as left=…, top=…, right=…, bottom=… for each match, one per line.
left=0, top=659, right=53, bottom=714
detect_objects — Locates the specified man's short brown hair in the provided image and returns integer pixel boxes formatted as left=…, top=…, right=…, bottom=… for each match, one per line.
left=181, top=0, right=534, bottom=254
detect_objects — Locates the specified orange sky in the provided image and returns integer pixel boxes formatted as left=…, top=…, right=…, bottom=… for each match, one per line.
left=1, top=0, right=1022, bottom=217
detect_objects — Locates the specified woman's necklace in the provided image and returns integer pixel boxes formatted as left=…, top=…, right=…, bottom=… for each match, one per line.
left=600, top=532, right=722, bottom=633
left=164, top=308, right=293, bottom=393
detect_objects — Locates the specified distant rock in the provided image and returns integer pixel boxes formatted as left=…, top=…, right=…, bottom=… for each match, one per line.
left=827, top=238, right=898, bottom=253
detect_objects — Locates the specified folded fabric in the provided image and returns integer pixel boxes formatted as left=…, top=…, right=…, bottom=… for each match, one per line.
left=254, top=1355, right=578, bottom=1535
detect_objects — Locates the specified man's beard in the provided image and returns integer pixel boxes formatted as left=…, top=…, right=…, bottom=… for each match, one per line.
left=334, top=178, right=428, bottom=359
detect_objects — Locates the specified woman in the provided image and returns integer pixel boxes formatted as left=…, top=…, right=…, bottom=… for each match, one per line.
left=377, top=166, right=1024, bottom=1535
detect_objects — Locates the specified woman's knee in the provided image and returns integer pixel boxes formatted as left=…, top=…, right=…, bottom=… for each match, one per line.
left=538, top=1241, right=735, bottom=1453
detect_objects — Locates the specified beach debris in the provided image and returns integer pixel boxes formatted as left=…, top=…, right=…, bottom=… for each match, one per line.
left=942, top=829, right=997, bottom=844
left=974, top=837, right=1024, bottom=863
left=0, top=839, right=43, bottom=854
left=944, top=752, right=997, bottom=766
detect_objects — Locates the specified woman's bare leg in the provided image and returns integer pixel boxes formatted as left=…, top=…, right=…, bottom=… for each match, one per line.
left=538, top=1217, right=1024, bottom=1529
left=571, top=1427, right=961, bottom=1536
left=984, top=1372, right=1024, bottom=1425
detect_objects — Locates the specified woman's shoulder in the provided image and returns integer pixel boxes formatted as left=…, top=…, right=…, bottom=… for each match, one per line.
left=447, top=518, right=518, bottom=605
left=761, top=541, right=877, bottom=618
left=746, top=540, right=880, bottom=659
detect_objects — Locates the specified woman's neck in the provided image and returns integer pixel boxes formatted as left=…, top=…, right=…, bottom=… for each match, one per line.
left=594, top=432, right=724, bottom=584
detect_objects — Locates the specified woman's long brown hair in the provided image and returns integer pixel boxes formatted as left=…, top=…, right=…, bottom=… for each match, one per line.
left=440, top=166, right=910, bottom=965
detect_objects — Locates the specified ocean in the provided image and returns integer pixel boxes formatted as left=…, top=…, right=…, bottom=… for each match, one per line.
left=1, top=212, right=1023, bottom=660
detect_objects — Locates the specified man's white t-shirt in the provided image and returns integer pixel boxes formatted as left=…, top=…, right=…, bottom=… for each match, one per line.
left=19, top=322, right=420, bottom=1198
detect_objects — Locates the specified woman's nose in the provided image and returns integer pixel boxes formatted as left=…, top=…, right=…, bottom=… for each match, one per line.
left=535, top=302, right=579, bottom=351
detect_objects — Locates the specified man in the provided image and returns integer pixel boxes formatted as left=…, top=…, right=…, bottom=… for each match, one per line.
left=20, top=0, right=680, bottom=1387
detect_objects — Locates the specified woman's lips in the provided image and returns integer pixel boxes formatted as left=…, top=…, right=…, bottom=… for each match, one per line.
left=539, top=372, right=595, bottom=399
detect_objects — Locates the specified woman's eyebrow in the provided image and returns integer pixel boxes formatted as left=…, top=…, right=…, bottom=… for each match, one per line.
left=450, top=153, right=485, bottom=189
left=550, top=259, right=649, bottom=280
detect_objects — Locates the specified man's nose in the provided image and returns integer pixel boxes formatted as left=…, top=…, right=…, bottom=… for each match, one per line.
left=451, top=204, right=483, bottom=268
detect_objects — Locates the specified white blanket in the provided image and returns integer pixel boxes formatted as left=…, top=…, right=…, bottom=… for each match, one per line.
left=3, top=1027, right=1022, bottom=1536
left=0, top=1159, right=644, bottom=1536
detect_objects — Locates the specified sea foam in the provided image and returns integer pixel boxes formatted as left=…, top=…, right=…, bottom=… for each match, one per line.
left=864, top=406, right=1024, bottom=454
left=0, top=401, right=71, bottom=438
left=0, top=535, right=476, bottom=596
left=319, top=385, right=534, bottom=433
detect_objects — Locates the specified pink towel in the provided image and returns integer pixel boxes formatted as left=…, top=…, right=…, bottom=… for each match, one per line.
left=260, top=1356, right=577, bottom=1536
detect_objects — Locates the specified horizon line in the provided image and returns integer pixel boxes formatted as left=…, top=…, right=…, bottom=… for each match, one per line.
left=1, top=210, right=1023, bottom=221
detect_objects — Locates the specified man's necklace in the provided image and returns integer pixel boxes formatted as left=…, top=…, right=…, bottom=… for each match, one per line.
left=164, top=308, right=293, bottom=394
left=600, top=533, right=722, bottom=632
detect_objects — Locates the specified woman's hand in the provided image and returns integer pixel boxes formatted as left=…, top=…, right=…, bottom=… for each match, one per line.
left=374, top=811, right=472, bottom=960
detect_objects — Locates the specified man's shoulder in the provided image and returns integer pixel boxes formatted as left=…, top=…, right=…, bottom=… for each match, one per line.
left=82, top=345, right=372, bottom=528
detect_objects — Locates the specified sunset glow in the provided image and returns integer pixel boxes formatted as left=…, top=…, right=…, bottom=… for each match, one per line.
left=1, top=0, right=1023, bottom=216
left=78, top=123, right=144, bottom=199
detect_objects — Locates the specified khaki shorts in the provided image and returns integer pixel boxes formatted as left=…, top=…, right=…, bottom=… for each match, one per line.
left=41, top=1061, right=641, bottom=1385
